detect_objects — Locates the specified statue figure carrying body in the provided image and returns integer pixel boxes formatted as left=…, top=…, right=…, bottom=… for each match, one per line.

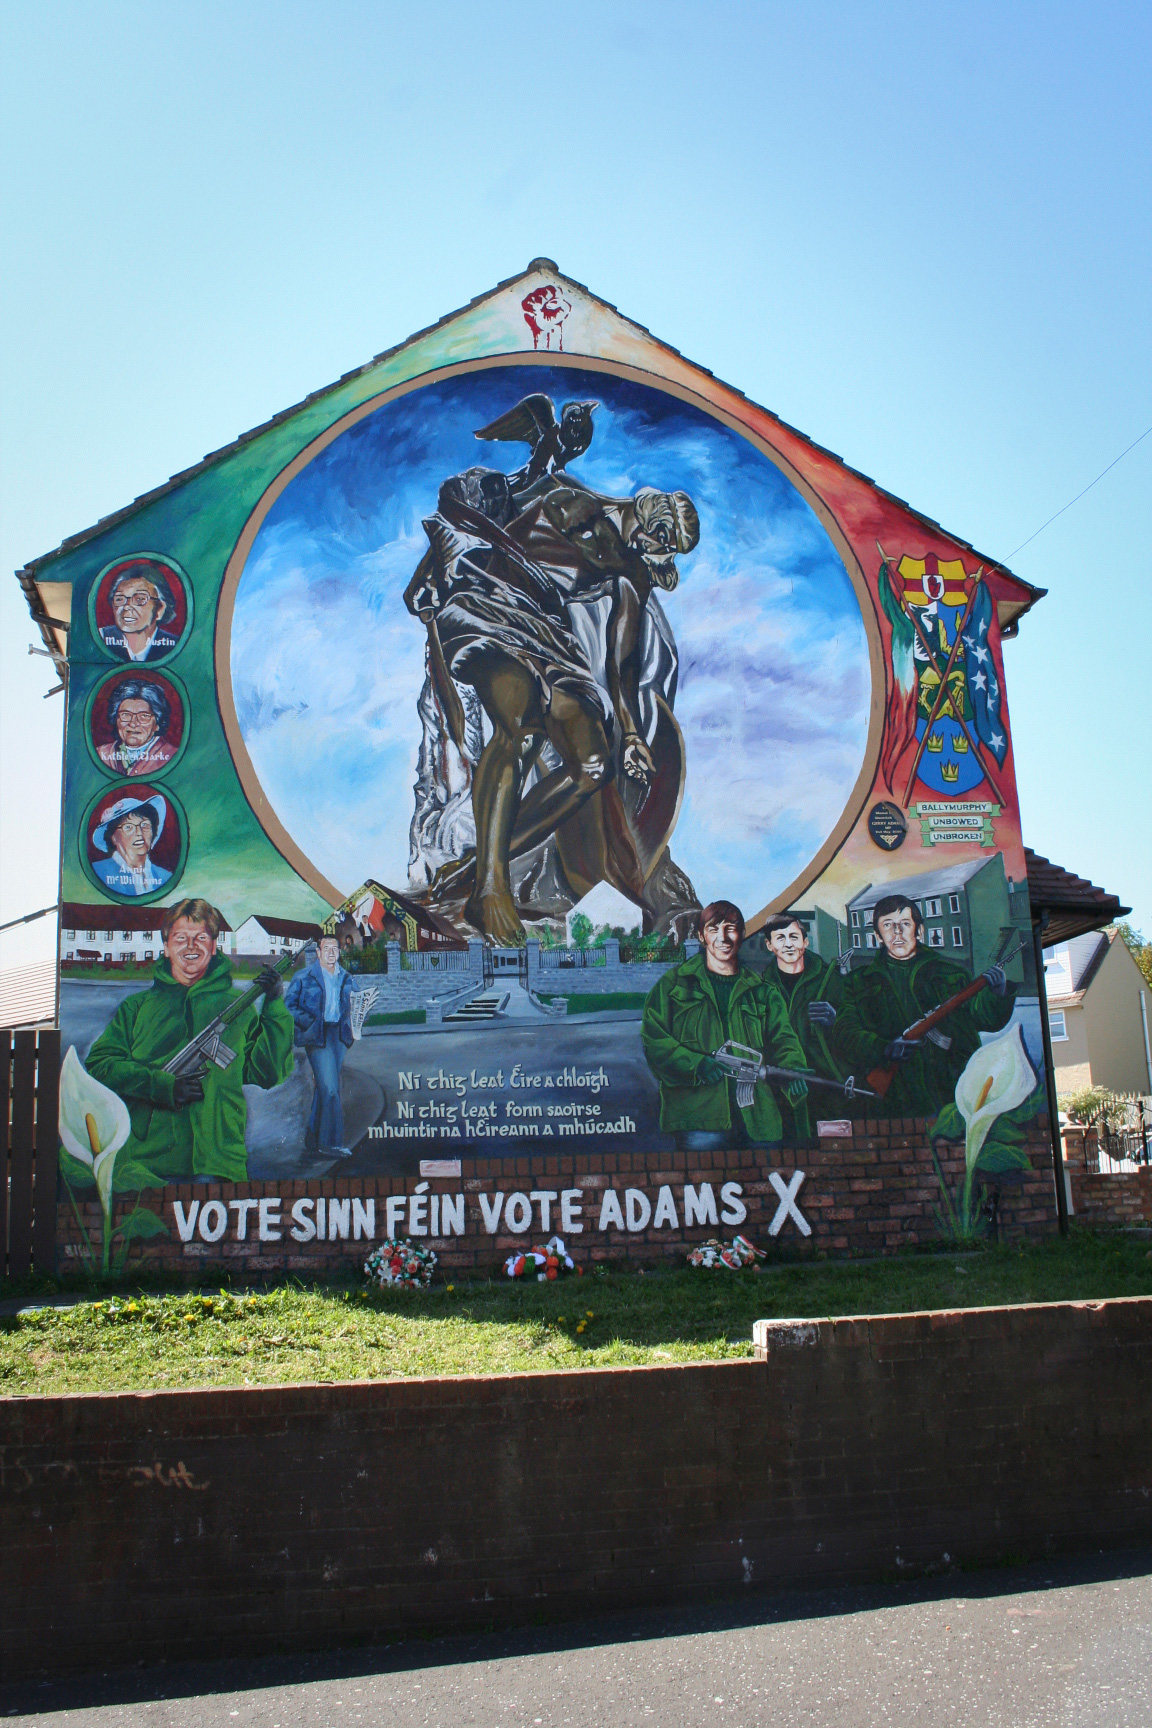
left=403, top=394, right=700, bottom=945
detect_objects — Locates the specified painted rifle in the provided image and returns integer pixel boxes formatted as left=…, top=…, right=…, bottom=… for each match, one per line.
left=712, top=1040, right=877, bottom=1109
left=162, top=949, right=297, bottom=1081
left=865, top=939, right=1025, bottom=1097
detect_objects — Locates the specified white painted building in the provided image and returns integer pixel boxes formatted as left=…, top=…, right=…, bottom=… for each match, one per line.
left=229, top=914, right=323, bottom=958
left=60, top=902, right=230, bottom=967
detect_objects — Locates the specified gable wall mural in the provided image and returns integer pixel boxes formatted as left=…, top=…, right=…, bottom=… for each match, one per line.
left=26, top=263, right=1056, bottom=1273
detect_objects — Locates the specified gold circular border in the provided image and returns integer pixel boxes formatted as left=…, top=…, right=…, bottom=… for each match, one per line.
left=215, top=352, right=886, bottom=924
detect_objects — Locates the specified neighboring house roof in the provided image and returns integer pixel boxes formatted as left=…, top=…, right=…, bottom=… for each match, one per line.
left=1024, top=850, right=1131, bottom=947
left=17, top=260, right=1044, bottom=662
left=847, top=857, right=994, bottom=910
left=1046, top=928, right=1126, bottom=1007
left=0, top=962, right=56, bottom=1029
left=61, top=901, right=233, bottom=933
left=240, top=915, right=324, bottom=941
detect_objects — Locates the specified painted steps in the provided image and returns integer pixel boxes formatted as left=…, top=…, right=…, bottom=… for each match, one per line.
left=444, top=990, right=509, bottom=1023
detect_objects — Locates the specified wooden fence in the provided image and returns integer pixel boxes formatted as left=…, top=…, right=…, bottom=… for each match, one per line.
left=2, top=1027, right=60, bottom=1279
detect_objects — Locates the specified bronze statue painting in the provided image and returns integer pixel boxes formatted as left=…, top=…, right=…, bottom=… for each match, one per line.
left=404, top=394, right=700, bottom=945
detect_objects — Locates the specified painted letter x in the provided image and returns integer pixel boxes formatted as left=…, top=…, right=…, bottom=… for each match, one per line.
left=767, top=1169, right=811, bottom=1238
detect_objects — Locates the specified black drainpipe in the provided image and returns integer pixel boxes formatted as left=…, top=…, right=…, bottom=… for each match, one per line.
left=1032, top=912, right=1069, bottom=1236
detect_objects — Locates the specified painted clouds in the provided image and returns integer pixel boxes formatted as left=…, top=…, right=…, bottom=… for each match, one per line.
left=229, top=365, right=870, bottom=912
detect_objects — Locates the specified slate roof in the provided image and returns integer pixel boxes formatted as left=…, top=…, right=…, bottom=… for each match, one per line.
left=61, top=901, right=233, bottom=933
left=1024, top=848, right=1130, bottom=947
left=847, top=856, right=998, bottom=910
left=240, top=915, right=324, bottom=941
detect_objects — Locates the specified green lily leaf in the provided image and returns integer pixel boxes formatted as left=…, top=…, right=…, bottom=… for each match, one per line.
left=931, top=1102, right=965, bottom=1143
left=112, top=1207, right=170, bottom=1243
left=60, top=1149, right=96, bottom=1188
left=973, top=1141, right=1034, bottom=1174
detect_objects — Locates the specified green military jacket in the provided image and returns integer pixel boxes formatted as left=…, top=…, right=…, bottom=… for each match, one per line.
left=85, top=954, right=295, bottom=1189
left=835, top=945, right=1016, bottom=1118
left=765, top=951, right=854, bottom=1133
left=641, top=952, right=808, bottom=1142
left=767, top=952, right=849, bottom=1081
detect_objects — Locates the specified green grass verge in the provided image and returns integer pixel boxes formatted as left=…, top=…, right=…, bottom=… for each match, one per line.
left=563, top=992, right=649, bottom=1014
left=365, top=1009, right=426, bottom=1026
left=2, top=1227, right=1150, bottom=1396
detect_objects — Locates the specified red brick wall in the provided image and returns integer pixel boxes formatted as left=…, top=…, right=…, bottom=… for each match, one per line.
left=2, top=1296, right=1149, bottom=1681
left=1062, top=1126, right=1152, bottom=1227
left=55, top=1119, right=1059, bottom=1276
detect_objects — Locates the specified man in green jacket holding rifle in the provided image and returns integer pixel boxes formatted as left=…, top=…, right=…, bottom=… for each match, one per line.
left=642, top=900, right=809, bottom=1151
left=85, top=897, right=295, bottom=1189
left=760, top=912, right=855, bottom=1126
left=835, top=893, right=1015, bottom=1118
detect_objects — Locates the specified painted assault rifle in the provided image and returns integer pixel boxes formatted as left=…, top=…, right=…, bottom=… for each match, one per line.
left=711, top=1041, right=876, bottom=1109
left=865, top=939, right=1025, bottom=1098
left=162, top=949, right=297, bottom=1081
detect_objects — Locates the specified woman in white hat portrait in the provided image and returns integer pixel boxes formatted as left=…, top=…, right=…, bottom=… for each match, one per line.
left=91, top=791, right=172, bottom=895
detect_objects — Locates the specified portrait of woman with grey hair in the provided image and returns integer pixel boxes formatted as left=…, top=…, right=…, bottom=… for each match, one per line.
left=96, top=677, right=180, bottom=776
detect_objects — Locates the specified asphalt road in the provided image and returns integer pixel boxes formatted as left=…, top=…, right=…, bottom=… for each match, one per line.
left=4, top=1551, right=1149, bottom=1726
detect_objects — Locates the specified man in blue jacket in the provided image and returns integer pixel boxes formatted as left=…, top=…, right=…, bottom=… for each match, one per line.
left=284, top=936, right=355, bottom=1157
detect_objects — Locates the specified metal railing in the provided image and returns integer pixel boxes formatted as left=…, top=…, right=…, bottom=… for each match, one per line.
left=1099, top=1125, right=1151, bottom=1169
left=399, top=950, right=471, bottom=972
left=538, top=948, right=607, bottom=969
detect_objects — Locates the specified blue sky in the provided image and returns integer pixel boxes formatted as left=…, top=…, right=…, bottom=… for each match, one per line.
left=231, top=366, right=869, bottom=913
left=1, top=1, right=1149, bottom=966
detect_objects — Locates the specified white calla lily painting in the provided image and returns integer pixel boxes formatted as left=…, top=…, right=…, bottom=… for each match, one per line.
left=59, top=1046, right=132, bottom=1265
left=955, top=1026, right=1038, bottom=1174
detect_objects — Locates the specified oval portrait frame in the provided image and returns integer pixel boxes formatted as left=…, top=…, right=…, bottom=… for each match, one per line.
left=78, top=780, right=189, bottom=907
left=88, top=552, right=194, bottom=667
left=83, top=665, right=190, bottom=780
left=215, top=353, right=887, bottom=926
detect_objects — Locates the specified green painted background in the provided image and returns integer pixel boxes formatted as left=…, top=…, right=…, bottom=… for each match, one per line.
left=40, top=292, right=521, bottom=929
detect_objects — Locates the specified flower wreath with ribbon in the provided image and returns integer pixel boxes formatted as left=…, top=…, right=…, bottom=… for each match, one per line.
left=364, top=1238, right=437, bottom=1290
left=687, top=1234, right=765, bottom=1270
left=505, top=1235, right=584, bottom=1281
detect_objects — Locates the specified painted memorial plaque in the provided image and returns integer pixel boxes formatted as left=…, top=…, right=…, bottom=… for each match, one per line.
left=29, top=264, right=1053, bottom=1268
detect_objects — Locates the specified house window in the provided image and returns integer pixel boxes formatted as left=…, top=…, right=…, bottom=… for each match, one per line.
left=102, top=930, right=113, bottom=940
left=64, top=928, right=75, bottom=939
left=852, top=932, right=862, bottom=949
left=85, top=929, right=96, bottom=940
left=865, top=931, right=878, bottom=949
left=142, top=930, right=153, bottom=940
left=65, top=951, right=74, bottom=961
left=924, top=898, right=942, bottom=917
left=1048, top=1009, right=1068, bottom=1042
left=850, top=911, right=860, bottom=928
left=952, top=926, right=964, bottom=947
left=103, top=951, right=112, bottom=962
left=948, top=894, right=961, bottom=914
left=145, top=951, right=154, bottom=961
left=927, top=927, right=945, bottom=947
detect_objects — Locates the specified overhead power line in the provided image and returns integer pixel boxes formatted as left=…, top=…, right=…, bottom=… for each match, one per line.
left=1008, top=423, right=1152, bottom=559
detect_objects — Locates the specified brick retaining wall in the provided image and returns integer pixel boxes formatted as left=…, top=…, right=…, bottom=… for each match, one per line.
left=2, top=1296, right=1149, bottom=1680
left=1061, top=1126, right=1152, bottom=1228
left=55, top=1119, right=1059, bottom=1277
